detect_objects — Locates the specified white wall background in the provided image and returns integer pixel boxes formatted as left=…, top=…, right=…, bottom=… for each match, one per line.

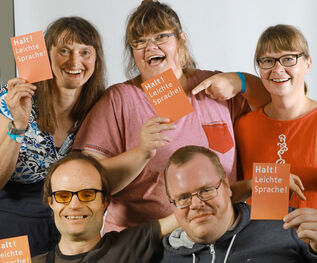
left=14, top=0, right=317, bottom=99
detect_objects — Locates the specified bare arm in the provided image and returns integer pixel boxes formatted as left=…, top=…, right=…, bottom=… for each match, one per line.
left=230, top=179, right=252, bottom=203
left=157, top=213, right=178, bottom=239
left=83, top=116, right=176, bottom=194
left=0, top=78, right=35, bottom=189
left=192, top=72, right=271, bottom=110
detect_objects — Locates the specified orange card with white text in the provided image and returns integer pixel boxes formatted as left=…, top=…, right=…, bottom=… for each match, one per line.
left=11, top=30, right=53, bottom=83
left=0, top=235, right=32, bottom=262
left=251, top=163, right=290, bottom=220
left=141, top=69, right=194, bottom=122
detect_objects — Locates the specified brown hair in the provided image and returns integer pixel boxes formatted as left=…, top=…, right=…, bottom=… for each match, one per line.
left=43, top=152, right=111, bottom=205
left=164, top=145, right=226, bottom=197
left=35, top=16, right=106, bottom=134
left=124, top=0, right=196, bottom=78
left=254, top=24, right=310, bottom=94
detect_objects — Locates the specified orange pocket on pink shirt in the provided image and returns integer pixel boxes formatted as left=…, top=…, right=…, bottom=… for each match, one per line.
left=202, top=123, right=234, bottom=154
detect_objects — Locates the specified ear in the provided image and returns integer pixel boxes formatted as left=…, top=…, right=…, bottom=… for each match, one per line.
left=48, top=196, right=53, bottom=209
left=103, top=197, right=109, bottom=212
left=180, top=32, right=186, bottom=44
left=305, top=56, right=312, bottom=72
left=223, top=178, right=232, bottom=198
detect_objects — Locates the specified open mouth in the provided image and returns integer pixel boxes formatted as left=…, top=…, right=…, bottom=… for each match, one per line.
left=147, top=55, right=165, bottom=65
left=271, top=78, right=290, bottom=83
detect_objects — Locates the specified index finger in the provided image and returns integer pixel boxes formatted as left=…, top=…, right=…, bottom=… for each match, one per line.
left=283, top=208, right=316, bottom=226
left=192, top=78, right=212, bottom=95
left=7, top=77, right=27, bottom=87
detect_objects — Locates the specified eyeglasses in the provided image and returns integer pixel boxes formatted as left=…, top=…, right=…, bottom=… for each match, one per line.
left=130, top=33, right=175, bottom=50
left=170, top=180, right=222, bottom=208
left=51, top=189, right=104, bottom=204
left=257, top=53, right=304, bottom=70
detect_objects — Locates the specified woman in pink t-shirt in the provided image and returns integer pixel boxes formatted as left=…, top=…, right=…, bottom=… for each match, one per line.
left=73, top=0, right=269, bottom=233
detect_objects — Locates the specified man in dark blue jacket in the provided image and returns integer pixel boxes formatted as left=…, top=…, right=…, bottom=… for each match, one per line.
left=161, top=145, right=317, bottom=262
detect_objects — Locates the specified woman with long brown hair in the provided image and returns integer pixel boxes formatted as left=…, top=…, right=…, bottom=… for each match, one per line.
left=0, top=16, right=106, bottom=256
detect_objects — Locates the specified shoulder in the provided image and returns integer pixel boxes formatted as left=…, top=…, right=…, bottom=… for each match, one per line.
left=31, top=252, right=48, bottom=263
left=98, top=80, right=144, bottom=104
left=187, top=69, right=222, bottom=88
left=235, top=108, right=262, bottom=127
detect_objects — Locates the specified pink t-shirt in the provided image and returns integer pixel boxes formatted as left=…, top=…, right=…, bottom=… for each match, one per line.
left=73, top=69, right=249, bottom=233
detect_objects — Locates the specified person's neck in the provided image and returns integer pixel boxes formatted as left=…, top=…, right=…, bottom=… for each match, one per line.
left=264, top=94, right=316, bottom=120
left=51, top=83, right=82, bottom=119
left=58, top=235, right=101, bottom=256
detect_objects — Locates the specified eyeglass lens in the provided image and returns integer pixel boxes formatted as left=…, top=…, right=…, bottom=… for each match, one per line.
left=53, top=189, right=100, bottom=203
left=258, top=54, right=302, bottom=69
left=131, top=33, right=174, bottom=49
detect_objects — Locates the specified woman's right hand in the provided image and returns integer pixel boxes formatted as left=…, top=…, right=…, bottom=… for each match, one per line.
left=138, top=116, right=176, bottom=159
left=5, top=78, right=36, bottom=129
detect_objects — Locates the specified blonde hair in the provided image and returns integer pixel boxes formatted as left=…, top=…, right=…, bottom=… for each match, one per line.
left=254, top=24, right=310, bottom=94
left=124, top=0, right=196, bottom=78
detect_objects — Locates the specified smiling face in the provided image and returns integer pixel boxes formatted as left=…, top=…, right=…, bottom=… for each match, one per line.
left=49, top=32, right=96, bottom=90
left=48, top=159, right=107, bottom=242
left=166, top=153, right=235, bottom=244
left=259, top=51, right=311, bottom=98
left=132, top=30, right=185, bottom=81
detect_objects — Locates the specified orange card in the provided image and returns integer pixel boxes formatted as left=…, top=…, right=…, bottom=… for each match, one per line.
left=251, top=163, right=290, bottom=220
left=0, top=235, right=32, bottom=262
left=11, top=30, right=53, bottom=83
left=141, top=68, right=194, bottom=122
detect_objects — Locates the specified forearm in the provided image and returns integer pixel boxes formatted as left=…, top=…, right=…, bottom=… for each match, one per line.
left=83, top=147, right=152, bottom=194
left=242, top=73, right=271, bottom=110
left=157, top=214, right=178, bottom=239
left=230, top=179, right=252, bottom=203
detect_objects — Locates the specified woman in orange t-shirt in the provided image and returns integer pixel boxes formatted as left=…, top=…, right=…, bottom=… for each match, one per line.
left=235, top=24, right=317, bottom=209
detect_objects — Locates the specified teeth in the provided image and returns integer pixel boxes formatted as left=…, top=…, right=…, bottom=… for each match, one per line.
left=66, top=70, right=82, bottom=74
left=272, top=78, right=289, bottom=82
left=66, top=215, right=85, bottom=220
left=148, top=55, right=164, bottom=62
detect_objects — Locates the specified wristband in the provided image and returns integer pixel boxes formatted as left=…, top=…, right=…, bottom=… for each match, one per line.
left=236, top=72, right=246, bottom=93
left=7, top=130, right=24, bottom=144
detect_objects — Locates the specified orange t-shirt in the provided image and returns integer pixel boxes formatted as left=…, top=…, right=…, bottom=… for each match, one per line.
left=234, top=108, right=317, bottom=209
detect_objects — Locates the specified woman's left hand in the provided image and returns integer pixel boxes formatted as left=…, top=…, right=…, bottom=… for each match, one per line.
left=192, top=72, right=242, bottom=100
left=290, top=173, right=306, bottom=201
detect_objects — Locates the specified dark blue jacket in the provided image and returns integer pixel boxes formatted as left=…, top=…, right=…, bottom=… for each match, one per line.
left=161, top=203, right=317, bottom=263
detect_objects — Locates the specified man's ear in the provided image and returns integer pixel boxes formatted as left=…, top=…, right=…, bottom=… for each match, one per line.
left=223, top=178, right=232, bottom=198
left=103, top=197, right=109, bottom=213
left=48, top=196, right=53, bottom=209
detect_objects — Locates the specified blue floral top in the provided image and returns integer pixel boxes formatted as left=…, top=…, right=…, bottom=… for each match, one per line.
left=0, top=85, right=75, bottom=184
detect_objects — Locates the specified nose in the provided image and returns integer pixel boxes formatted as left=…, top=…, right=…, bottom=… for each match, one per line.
left=67, top=194, right=82, bottom=209
left=190, top=194, right=205, bottom=209
left=272, top=59, right=285, bottom=72
left=145, top=38, right=158, bottom=50
left=69, top=51, right=81, bottom=67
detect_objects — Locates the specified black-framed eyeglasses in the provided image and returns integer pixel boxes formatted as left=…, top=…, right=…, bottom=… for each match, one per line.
left=170, top=180, right=222, bottom=209
left=257, top=53, right=304, bottom=70
left=51, top=189, right=104, bottom=204
left=130, top=33, right=175, bottom=50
